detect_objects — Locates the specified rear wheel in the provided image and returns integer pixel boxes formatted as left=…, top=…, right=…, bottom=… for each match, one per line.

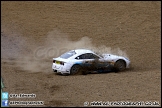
left=70, top=65, right=82, bottom=75
left=114, top=60, right=126, bottom=72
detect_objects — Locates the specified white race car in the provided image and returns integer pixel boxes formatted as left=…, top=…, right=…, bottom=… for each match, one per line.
left=52, top=49, right=130, bottom=75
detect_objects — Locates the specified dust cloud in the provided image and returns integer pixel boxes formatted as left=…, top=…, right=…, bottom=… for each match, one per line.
left=1, top=29, right=129, bottom=73
left=42, top=29, right=129, bottom=59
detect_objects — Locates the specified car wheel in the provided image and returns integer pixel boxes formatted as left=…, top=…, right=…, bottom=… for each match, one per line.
left=70, top=65, right=82, bottom=75
left=114, top=60, right=126, bottom=72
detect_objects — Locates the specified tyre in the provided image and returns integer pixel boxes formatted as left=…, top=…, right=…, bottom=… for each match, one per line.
left=70, top=65, right=82, bottom=75
left=114, top=60, right=126, bottom=72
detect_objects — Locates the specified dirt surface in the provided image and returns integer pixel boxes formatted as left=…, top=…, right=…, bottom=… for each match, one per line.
left=1, top=1, right=161, bottom=107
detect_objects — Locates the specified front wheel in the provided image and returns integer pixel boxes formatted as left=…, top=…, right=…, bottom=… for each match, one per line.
left=114, top=60, right=126, bottom=72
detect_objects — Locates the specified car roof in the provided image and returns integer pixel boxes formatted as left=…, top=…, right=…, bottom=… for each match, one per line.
left=74, top=49, right=94, bottom=54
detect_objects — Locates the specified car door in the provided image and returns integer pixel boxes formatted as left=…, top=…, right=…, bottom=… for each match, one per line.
left=76, top=53, right=100, bottom=70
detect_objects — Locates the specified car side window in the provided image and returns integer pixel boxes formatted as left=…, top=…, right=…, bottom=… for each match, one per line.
left=91, top=54, right=100, bottom=59
left=75, top=53, right=100, bottom=59
left=75, top=54, right=86, bottom=59
left=84, top=53, right=91, bottom=59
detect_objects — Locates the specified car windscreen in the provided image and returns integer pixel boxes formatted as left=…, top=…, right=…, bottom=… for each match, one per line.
left=60, top=50, right=76, bottom=59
